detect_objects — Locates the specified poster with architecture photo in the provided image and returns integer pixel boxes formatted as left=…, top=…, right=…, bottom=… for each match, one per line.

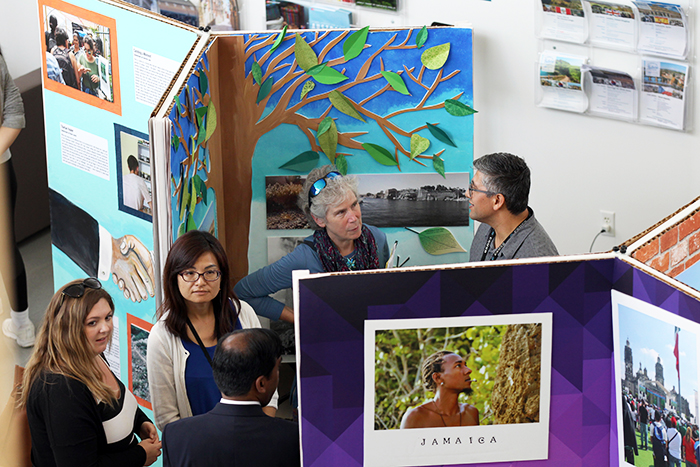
left=612, top=290, right=700, bottom=467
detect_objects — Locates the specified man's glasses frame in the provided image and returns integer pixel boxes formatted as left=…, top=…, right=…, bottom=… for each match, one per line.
left=468, top=182, right=498, bottom=197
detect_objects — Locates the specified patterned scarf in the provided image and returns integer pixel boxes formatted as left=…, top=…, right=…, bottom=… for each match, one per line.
left=313, top=224, right=380, bottom=272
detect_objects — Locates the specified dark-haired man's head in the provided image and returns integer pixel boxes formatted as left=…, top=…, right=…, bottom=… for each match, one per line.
left=55, top=27, right=69, bottom=48
left=472, top=152, right=530, bottom=216
left=127, top=155, right=139, bottom=173
left=212, top=328, right=283, bottom=406
left=49, top=15, right=57, bottom=31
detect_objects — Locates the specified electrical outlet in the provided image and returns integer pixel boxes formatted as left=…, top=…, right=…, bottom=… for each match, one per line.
left=600, top=210, right=615, bottom=237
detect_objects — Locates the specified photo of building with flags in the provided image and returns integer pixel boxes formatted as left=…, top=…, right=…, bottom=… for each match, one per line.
left=618, top=305, right=698, bottom=423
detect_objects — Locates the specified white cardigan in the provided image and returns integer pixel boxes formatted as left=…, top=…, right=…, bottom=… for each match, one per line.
left=146, top=300, right=278, bottom=431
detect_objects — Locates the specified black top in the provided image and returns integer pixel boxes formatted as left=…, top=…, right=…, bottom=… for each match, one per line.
left=27, top=371, right=150, bottom=467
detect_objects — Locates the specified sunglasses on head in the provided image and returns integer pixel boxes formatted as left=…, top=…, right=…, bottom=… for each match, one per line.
left=308, top=171, right=342, bottom=207
left=59, top=278, right=102, bottom=307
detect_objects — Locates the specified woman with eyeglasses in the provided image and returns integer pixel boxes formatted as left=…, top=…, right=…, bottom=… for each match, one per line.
left=78, top=37, right=100, bottom=96
left=146, top=230, right=275, bottom=431
left=234, top=165, right=389, bottom=324
left=19, top=278, right=162, bottom=466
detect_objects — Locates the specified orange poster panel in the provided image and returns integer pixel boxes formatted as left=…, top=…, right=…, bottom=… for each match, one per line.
left=39, top=0, right=121, bottom=115
left=126, top=313, right=153, bottom=410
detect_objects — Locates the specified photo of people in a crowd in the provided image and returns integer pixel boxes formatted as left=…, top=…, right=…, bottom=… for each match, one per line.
left=613, top=291, right=700, bottom=467
left=41, top=1, right=117, bottom=106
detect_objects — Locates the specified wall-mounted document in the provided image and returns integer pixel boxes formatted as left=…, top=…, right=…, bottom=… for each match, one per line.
left=583, top=66, right=637, bottom=119
left=633, top=1, right=688, bottom=58
left=540, top=0, right=588, bottom=43
left=586, top=1, right=636, bottom=50
left=539, top=51, right=588, bottom=112
left=640, top=58, right=688, bottom=129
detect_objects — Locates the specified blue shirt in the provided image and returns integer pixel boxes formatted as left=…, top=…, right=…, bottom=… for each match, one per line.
left=46, top=52, right=65, bottom=84
left=181, top=339, right=220, bottom=417
left=234, top=225, right=389, bottom=321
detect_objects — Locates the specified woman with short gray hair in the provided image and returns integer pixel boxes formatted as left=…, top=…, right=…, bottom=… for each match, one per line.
left=235, top=165, right=389, bottom=323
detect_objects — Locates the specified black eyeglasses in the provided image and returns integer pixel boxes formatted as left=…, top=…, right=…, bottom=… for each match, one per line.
left=468, top=182, right=497, bottom=197
left=179, top=270, right=222, bottom=283
left=60, top=278, right=102, bottom=306
left=308, top=171, right=342, bottom=206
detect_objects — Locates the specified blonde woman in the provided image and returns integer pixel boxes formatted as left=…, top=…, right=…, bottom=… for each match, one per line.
left=19, top=278, right=161, bottom=466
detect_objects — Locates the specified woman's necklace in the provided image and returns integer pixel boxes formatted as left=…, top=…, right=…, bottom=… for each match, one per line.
left=433, top=400, right=463, bottom=427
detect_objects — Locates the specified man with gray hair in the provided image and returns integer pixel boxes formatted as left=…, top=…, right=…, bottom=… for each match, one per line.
left=468, top=152, right=557, bottom=261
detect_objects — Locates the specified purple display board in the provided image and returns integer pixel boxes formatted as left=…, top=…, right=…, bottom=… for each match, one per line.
left=296, top=257, right=700, bottom=466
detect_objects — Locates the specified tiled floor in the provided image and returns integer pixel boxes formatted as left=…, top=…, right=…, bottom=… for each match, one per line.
left=0, top=228, right=53, bottom=405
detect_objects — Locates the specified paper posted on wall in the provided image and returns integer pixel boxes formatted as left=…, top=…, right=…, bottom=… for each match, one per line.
left=633, top=1, right=688, bottom=58
left=539, top=51, right=588, bottom=113
left=586, top=0, right=636, bottom=50
left=539, top=0, right=588, bottom=43
left=639, top=58, right=688, bottom=130
left=582, top=65, right=637, bottom=120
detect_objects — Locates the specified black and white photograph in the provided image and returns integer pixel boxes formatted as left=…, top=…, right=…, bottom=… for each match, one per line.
left=357, top=173, right=470, bottom=228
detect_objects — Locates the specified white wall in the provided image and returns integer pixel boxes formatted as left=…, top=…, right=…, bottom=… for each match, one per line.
left=0, top=1, right=41, bottom=79
left=4, top=0, right=698, bottom=256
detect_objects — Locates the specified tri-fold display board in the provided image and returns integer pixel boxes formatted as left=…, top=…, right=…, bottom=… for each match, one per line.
left=294, top=253, right=700, bottom=466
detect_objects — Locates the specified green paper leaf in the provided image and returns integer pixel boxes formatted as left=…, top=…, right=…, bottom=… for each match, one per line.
left=335, top=154, right=348, bottom=175
left=312, top=66, right=349, bottom=85
left=418, top=227, right=466, bottom=255
left=362, top=143, right=397, bottom=166
left=196, top=122, right=206, bottom=147
left=205, top=102, right=217, bottom=141
left=421, top=43, right=450, bottom=70
left=329, top=90, right=366, bottom=122
left=251, top=61, right=262, bottom=85
left=318, top=119, right=338, bottom=162
left=410, top=134, right=430, bottom=159
left=179, top=180, right=190, bottom=221
left=433, top=154, right=446, bottom=178
left=178, top=220, right=186, bottom=237
left=381, top=71, right=410, bottom=95
left=317, top=117, right=333, bottom=136
left=199, top=71, right=208, bottom=95
left=270, top=25, right=287, bottom=53
left=294, top=33, right=318, bottom=72
left=186, top=212, right=196, bottom=232
left=300, top=80, right=315, bottom=100
left=416, top=26, right=428, bottom=48
left=189, top=177, right=197, bottom=213
left=175, top=95, right=183, bottom=114
left=193, top=174, right=208, bottom=205
left=426, top=122, right=456, bottom=147
left=306, top=63, right=327, bottom=76
left=343, top=26, right=369, bottom=61
left=195, top=105, right=208, bottom=125
left=444, top=99, right=477, bottom=116
left=171, top=135, right=179, bottom=150
left=257, top=76, right=274, bottom=104
left=279, top=151, right=320, bottom=172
